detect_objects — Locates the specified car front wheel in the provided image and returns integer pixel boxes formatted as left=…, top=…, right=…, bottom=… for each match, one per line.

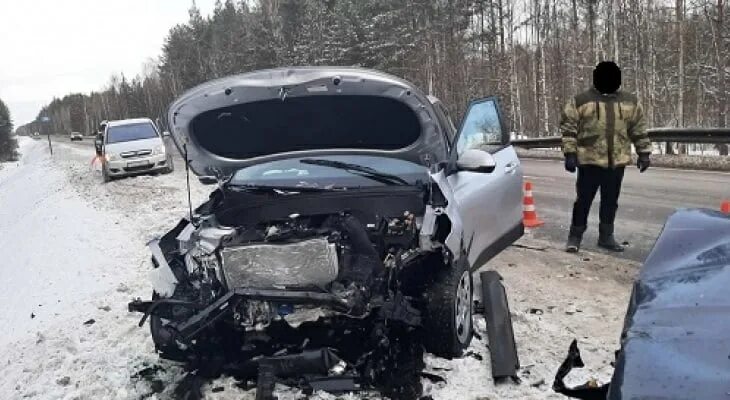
left=421, top=257, right=473, bottom=358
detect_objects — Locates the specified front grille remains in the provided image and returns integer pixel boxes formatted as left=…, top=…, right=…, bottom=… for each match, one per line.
left=221, top=238, right=339, bottom=288
left=121, top=149, right=152, bottom=158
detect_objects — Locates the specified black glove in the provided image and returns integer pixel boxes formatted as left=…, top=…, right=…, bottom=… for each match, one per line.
left=637, top=153, right=650, bottom=172
left=564, top=153, right=578, bottom=173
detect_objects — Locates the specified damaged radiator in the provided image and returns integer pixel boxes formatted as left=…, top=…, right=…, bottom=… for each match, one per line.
left=221, top=238, right=339, bottom=288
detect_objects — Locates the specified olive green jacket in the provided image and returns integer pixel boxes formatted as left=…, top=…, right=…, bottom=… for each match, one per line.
left=560, top=88, right=651, bottom=168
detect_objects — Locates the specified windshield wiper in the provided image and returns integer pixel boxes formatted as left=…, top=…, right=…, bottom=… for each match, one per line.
left=299, top=159, right=409, bottom=186
left=226, top=183, right=337, bottom=193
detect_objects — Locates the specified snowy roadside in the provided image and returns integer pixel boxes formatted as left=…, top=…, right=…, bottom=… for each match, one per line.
left=0, top=138, right=169, bottom=399
left=0, top=139, right=638, bottom=399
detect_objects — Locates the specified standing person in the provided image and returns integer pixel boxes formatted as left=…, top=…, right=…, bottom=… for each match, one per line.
left=560, top=61, right=652, bottom=253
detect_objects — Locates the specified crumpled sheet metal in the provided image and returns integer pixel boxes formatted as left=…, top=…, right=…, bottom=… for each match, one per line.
left=608, top=209, right=730, bottom=399
left=221, top=237, right=339, bottom=288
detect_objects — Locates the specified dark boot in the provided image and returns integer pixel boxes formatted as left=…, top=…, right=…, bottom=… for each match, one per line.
left=565, top=225, right=586, bottom=253
left=598, top=223, right=624, bottom=252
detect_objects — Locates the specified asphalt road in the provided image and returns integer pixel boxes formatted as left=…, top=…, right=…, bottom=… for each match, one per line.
left=60, top=137, right=728, bottom=262
left=522, top=158, right=730, bottom=261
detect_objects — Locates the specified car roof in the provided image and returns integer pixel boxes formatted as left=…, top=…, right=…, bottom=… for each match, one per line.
left=107, top=118, right=154, bottom=128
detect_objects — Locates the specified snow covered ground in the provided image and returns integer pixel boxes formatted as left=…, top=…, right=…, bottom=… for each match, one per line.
left=0, top=137, right=639, bottom=399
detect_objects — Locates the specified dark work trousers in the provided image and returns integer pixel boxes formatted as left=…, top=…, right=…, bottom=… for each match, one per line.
left=570, top=165, right=625, bottom=227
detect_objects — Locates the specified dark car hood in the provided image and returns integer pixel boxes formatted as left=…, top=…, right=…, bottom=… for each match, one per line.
left=167, top=67, right=449, bottom=177
left=609, top=209, right=730, bottom=399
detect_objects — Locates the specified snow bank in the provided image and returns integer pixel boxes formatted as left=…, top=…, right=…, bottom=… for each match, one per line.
left=0, top=139, right=166, bottom=399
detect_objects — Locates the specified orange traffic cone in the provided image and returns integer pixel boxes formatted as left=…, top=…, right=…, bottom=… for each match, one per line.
left=721, top=200, right=730, bottom=214
left=523, top=181, right=544, bottom=228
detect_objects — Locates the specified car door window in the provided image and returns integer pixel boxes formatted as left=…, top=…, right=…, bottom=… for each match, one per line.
left=455, top=98, right=505, bottom=155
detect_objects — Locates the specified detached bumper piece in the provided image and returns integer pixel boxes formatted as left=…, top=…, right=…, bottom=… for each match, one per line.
left=480, top=271, right=520, bottom=381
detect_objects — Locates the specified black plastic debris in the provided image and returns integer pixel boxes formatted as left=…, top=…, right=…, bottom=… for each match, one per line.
left=30, top=312, right=35, bottom=319
left=530, top=378, right=545, bottom=387
left=56, top=376, right=71, bottom=386
left=552, top=340, right=608, bottom=400
left=464, top=350, right=483, bottom=361
left=304, top=376, right=360, bottom=395
left=256, top=349, right=343, bottom=400
left=83, top=318, right=95, bottom=326
left=480, top=271, right=520, bottom=381
left=132, top=365, right=166, bottom=395
left=132, top=365, right=164, bottom=379
left=420, top=372, right=446, bottom=384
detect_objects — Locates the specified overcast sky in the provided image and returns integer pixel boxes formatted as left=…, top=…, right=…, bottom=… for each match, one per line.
left=0, top=0, right=216, bottom=126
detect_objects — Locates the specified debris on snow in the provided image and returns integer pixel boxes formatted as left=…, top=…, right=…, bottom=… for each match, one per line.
left=56, top=376, right=71, bottom=386
left=83, top=319, right=96, bottom=326
left=530, top=378, right=545, bottom=388
left=511, top=243, right=547, bottom=251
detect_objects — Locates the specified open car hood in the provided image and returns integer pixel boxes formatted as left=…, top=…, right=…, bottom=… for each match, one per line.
left=608, top=209, right=730, bottom=399
left=167, top=67, right=449, bottom=177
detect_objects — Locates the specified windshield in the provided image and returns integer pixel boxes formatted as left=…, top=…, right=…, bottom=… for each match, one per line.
left=229, top=155, right=427, bottom=189
left=106, top=122, right=158, bottom=144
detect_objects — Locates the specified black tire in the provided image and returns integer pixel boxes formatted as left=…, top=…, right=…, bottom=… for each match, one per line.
left=421, top=257, right=473, bottom=358
left=149, top=292, right=190, bottom=362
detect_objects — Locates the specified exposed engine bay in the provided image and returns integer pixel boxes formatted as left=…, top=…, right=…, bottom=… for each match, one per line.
left=129, top=182, right=462, bottom=398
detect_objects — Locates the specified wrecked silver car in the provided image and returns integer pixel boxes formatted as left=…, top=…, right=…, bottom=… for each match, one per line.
left=129, top=67, right=524, bottom=397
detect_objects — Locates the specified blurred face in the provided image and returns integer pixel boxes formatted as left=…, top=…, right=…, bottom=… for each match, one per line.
left=593, top=61, right=621, bottom=94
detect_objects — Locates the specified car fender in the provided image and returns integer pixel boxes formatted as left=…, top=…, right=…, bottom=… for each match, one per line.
left=428, top=169, right=464, bottom=261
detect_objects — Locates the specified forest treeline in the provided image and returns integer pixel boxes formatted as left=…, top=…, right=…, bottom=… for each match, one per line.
left=14, top=0, right=729, bottom=154
left=0, top=98, right=18, bottom=162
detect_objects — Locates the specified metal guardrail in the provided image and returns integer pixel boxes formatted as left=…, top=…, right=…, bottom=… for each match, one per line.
left=512, top=128, right=730, bottom=148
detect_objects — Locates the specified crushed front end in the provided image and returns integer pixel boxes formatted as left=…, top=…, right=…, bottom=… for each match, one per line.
left=128, top=184, right=456, bottom=398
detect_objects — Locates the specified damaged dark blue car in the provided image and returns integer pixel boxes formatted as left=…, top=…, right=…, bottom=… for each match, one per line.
left=555, top=208, right=730, bottom=399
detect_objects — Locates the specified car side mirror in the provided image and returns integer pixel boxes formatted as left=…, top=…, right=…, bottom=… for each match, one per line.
left=198, top=176, right=218, bottom=185
left=456, top=149, right=496, bottom=173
